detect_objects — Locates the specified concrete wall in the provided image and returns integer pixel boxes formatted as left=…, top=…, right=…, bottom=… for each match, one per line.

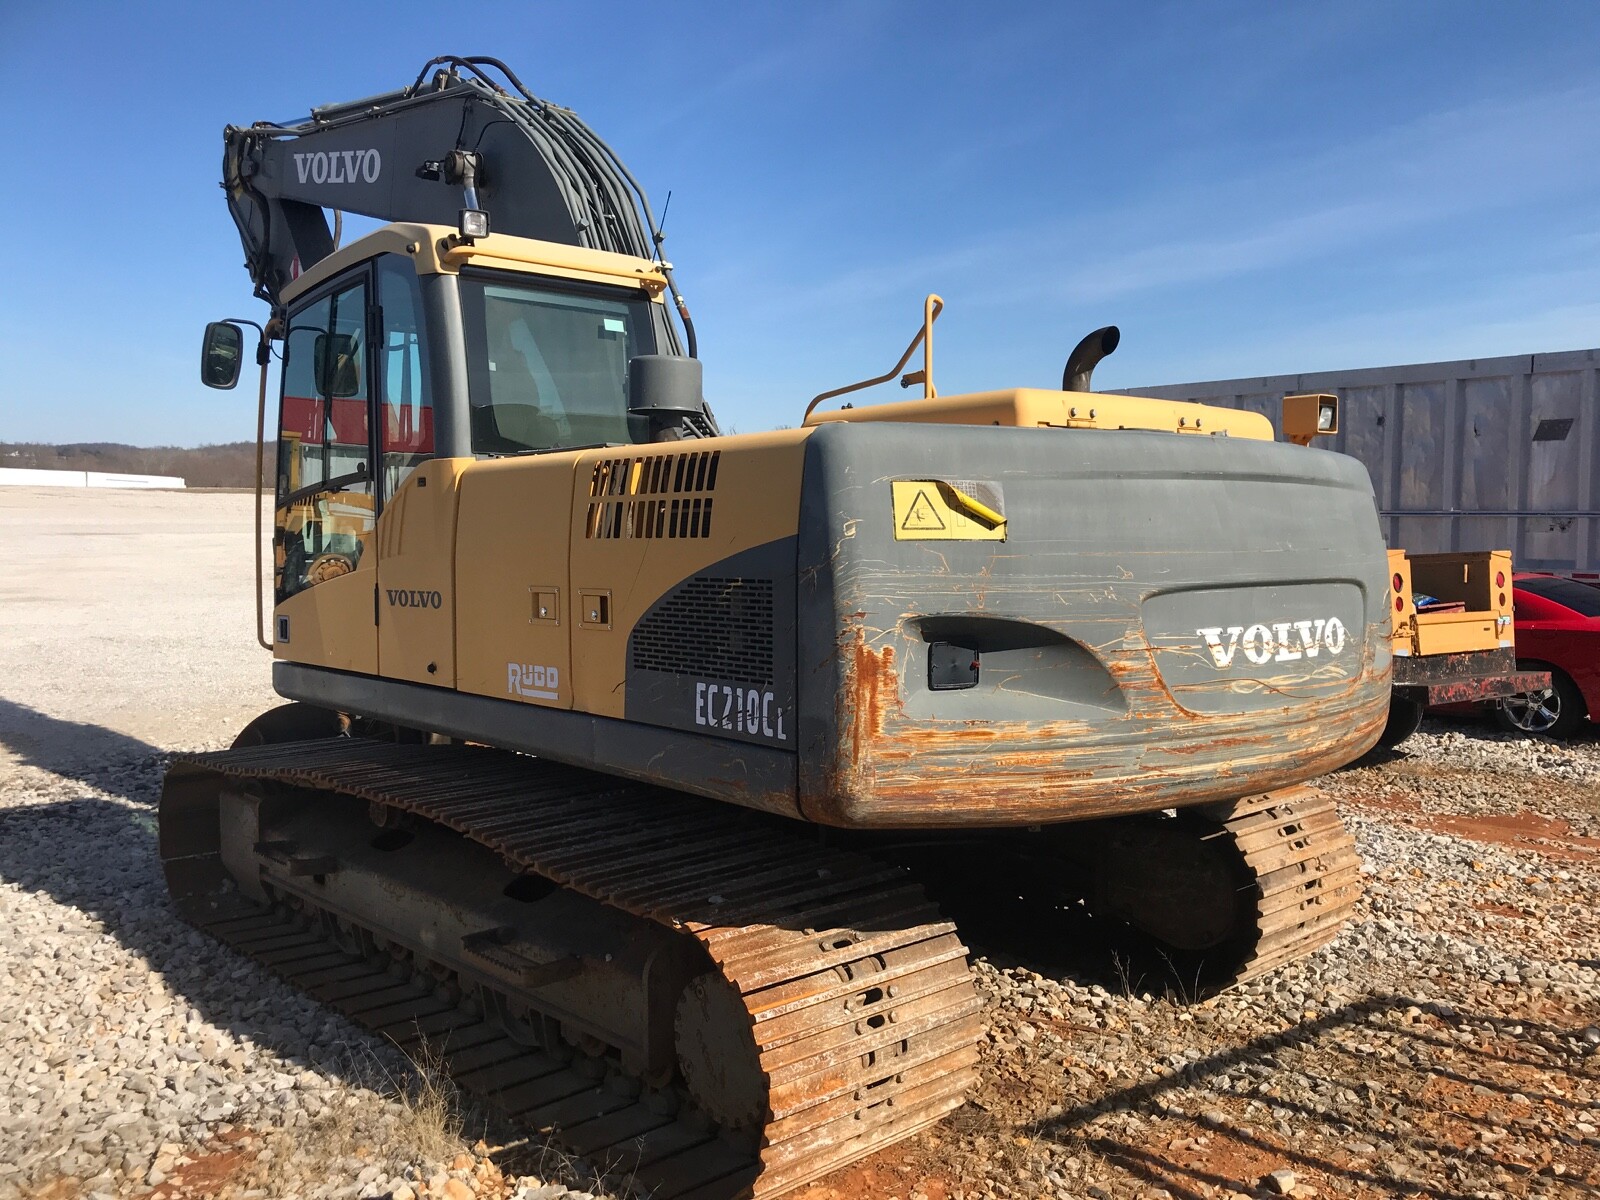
left=0, top=468, right=186, bottom=489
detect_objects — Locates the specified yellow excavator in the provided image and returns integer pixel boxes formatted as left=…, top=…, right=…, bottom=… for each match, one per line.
left=166, top=56, right=1392, bottom=1198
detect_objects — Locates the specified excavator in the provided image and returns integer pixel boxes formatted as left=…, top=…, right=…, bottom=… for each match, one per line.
left=165, top=56, right=1392, bottom=1198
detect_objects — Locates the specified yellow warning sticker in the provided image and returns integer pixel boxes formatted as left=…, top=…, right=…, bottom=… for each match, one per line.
left=891, top=480, right=1007, bottom=541
left=901, top=488, right=947, bottom=532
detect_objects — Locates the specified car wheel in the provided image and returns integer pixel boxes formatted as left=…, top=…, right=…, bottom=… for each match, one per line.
left=1377, top=694, right=1426, bottom=747
left=1495, top=668, right=1588, bottom=739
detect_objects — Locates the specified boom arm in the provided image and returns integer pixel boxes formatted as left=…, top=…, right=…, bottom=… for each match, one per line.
left=224, top=55, right=694, bottom=354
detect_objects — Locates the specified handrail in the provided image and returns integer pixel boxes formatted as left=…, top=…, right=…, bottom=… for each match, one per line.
left=252, top=336, right=273, bottom=650
left=804, top=294, right=943, bottom=421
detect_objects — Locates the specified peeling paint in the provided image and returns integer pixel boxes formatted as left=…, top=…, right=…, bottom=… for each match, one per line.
left=804, top=620, right=1389, bottom=829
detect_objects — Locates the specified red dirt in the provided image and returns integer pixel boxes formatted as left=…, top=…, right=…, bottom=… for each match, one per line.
left=1475, top=900, right=1531, bottom=919
left=135, top=1130, right=260, bottom=1200
left=1417, top=810, right=1600, bottom=861
left=796, top=1139, right=953, bottom=1200
left=1349, top=787, right=1600, bottom=862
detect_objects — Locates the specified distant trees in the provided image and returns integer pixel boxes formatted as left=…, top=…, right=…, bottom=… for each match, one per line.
left=0, top=442, right=269, bottom=489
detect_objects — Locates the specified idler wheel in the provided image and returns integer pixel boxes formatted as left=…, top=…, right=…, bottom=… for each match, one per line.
left=674, top=973, right=766, bottom=1129
left=230, top=702, right=344, bottom=749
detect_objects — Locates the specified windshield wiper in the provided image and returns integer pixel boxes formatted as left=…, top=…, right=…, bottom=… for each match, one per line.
left=280, top=462, right=369, bottom=509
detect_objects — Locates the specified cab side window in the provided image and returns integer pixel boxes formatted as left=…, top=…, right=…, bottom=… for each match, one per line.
left=377, top=257, right=433, bottom=494
left=276, top=280, right=373, bottom=600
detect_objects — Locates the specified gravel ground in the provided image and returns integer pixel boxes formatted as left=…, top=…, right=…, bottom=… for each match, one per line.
left=804, top=725, right=1599, bottom=1200
left=2, top=487, right=1597, bottom=1199
left=0, top=490, right=594, bottom=1200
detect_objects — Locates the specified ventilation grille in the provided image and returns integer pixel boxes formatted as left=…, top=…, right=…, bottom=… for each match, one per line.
left=632, top=577, right=774, bottom=685
left=588, top=496, right=714, bottom=540
left=586, top=451, right=719, bottom=540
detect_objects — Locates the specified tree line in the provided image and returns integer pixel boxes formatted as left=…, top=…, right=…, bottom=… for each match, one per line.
left=0, top=442, right=269, bottom=489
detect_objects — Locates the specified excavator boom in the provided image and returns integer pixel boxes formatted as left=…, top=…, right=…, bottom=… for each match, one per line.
left=224, top=55, right=692, bottom=353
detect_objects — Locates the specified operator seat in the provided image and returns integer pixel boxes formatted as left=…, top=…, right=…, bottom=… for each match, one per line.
left=475, top=312, right=561, bottom=453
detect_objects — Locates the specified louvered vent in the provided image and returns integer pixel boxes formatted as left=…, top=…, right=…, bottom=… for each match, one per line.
left=632, top=577, right=774, bottom=685
left=586, top=450, right=720, bottom=540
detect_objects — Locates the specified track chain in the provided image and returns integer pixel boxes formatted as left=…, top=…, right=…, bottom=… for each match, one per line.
left=1210, top=785, right=1365, bottom=985
left=162, top=740, right=983, bottom=1199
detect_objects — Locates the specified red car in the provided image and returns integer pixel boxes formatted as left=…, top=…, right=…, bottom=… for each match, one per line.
left=1496, top=573, right=1600, bottom=737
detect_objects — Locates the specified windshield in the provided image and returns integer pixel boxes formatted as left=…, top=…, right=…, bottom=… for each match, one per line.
left=460, top=273, right=656, bottom=454
left=1518, top=575, right=1600, bottom=618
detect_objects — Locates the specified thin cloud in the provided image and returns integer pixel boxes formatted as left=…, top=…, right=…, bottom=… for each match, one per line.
left=774, top=84, right=1600, bottom=314
left=623, top=1, right=894, bottom=137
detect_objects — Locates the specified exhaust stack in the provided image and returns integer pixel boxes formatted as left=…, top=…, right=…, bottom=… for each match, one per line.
left=1062, top=325, right=1121, bottom=392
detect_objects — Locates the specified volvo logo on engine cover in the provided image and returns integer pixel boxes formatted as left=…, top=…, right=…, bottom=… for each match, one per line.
left=294, top=148, right=382, bottom=185
left=1196, top=617, right=1347, bottom=669
left=386, top=588, right=442, bottom=609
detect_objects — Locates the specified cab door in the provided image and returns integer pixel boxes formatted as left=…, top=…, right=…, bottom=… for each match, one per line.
left=272, top=272, right=379, bottom=674
left=372, top=255, right=459, bottom=686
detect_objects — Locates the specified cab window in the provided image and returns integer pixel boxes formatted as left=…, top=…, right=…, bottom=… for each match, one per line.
left=460, top=273, right=655, bottom=454
left=377, top=256, right=433, bottom=494
left=275, top=279, right=373, bottom=600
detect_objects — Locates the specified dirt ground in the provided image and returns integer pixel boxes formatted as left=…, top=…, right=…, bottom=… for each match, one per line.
left=1, top=486, right=1595, bottom=1200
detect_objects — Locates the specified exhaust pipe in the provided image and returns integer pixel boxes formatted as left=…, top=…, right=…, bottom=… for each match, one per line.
left=1062, top=325, right=1121, bottom=392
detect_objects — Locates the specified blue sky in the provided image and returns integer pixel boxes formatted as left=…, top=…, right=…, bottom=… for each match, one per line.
left=2, top=1, right=1598, bottom=446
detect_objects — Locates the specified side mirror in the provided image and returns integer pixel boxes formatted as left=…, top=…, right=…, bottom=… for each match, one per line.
left=314, top=333, right=361, bottom=398
left=200, top=321, right=244, bottom=390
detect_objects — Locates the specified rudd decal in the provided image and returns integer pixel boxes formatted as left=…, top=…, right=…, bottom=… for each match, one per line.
left=508, top=662, right=560, bottom=701
left=1196, top=617, right=1348, bottom=669
left=386, top=588, right=442, bottom=609
left=294, top=148, right=382, bottom=185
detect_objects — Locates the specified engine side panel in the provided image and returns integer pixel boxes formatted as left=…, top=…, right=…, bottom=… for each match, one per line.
left=455, top=452, right=581, bottom=708
left=565, top=431, right=808, bottom=721
left=621, top=538, right=800, bottom=750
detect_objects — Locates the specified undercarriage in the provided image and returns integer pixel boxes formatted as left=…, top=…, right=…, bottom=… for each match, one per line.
left=160, top=719, right=1361, bottom=1198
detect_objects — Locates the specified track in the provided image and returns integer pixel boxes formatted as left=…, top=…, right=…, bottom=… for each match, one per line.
left=882, top=784, right=1366, bottom=996
left=160, top=740, right=984, bottom=1199
left=158, top=739, right=1362, bottom=1195
left=1212, top=785, right=1365, bottom=985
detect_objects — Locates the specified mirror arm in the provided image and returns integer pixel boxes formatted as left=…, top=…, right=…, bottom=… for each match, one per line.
left=208, top=317, right=276, bottom=650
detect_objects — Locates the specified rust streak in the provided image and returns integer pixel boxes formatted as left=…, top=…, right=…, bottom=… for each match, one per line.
left=849, top=635, right=899, bottom=765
